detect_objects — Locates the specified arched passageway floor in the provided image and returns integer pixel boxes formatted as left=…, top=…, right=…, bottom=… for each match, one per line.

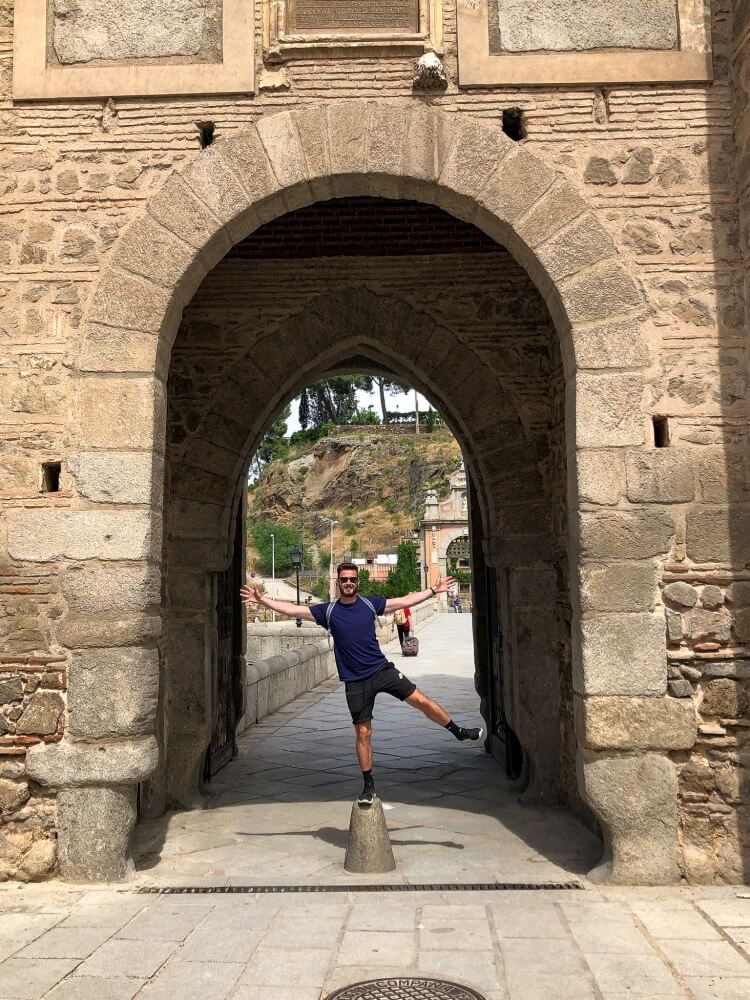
left=133, top=617, right=599, bottom=885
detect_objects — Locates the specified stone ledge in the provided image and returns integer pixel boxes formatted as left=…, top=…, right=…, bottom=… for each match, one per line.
left=26, top=736, right=158, bottom=788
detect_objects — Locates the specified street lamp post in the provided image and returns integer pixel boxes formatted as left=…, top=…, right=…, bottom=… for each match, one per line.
left=424, top=563, right=429, bottom=590
left=271, top=532, right=276, bottom=622
left=290, top=544, right=303, bottom=628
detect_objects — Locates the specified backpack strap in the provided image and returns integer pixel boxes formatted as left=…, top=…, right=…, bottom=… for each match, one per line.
left=324, top=596, right=382, bottom=641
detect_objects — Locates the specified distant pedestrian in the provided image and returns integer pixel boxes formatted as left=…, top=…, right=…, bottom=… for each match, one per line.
left=393, top=605, right=411, bottom=649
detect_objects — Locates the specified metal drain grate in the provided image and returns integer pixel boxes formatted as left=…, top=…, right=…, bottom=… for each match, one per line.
left=137, top=881, right=583, bottom=895
left=326, top=978, right=487, bottom=1000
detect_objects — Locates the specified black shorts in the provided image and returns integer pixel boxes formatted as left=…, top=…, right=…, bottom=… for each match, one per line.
left=345, top=662, right=417, bottom=725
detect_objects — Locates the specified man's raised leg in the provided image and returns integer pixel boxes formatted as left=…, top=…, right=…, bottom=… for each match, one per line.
left=405, top=689, right=483, bottom=742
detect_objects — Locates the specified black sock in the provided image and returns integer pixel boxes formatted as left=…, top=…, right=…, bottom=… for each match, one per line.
left=445, top=720, right=460, bottom=738
left=362, top=769, right=374, bottom=787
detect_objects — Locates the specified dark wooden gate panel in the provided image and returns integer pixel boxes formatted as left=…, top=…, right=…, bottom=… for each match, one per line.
left=205, top=504, right=246, bottom=780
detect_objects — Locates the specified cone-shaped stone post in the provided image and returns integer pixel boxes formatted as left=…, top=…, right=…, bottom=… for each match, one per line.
left=344, top=797, right=396, bottom=874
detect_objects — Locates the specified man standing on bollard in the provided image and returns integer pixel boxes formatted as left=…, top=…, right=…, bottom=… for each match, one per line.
left=240, top=562, right=483, bottom=805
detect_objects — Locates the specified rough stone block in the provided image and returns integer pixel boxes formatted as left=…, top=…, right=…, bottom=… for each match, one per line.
left=404, top=107, right=456, bottom=186
left=734, top=607, right=750, bottom=642
left=727, top=582, right=750, bottom=606
left=510, top=566, right=557, bottom=607
left=572, top=317, right=650, bottom=371
left=440, top=118, right=513, bottom=206
left=0, top=678, right=24, bottom=703
left=180, top=144, right=250, bottom=230
left=16, top=693, right=64, bottom=735
left=366, top=103, right=410, bottom=178
left=87, top=268, right=170, bottom=334
left=536, top=213, right=616, bottom=282
left=78, top=377, right=165, bottom=450
left=0, top=455, right=39, bottom=491
left=148, top=174, right=230, bottom=253
left=78, top=323, right=166, bottom=378
left=57, top=785, right=136, bottom=882
left=62, top=563, right=160, bottom=615
left=498, top=1, right=677, bottom=51
left=578, top=509, right=674, bottom=561
left=685, top=608, right=731, bottom=643
left=114, top=215, right=200, bottom=291
left=701, top=585, right=724, bottom=609
left=256, top=112, right=308, bottom=190
left=663, top=581, right=698, bottom=608
left=293, top=106, right=330, bottom=184
left=665, top=609, right=684, bottom=642
left=326, top=103, right=369, bottom=176
left=476, top=148, right=555, bottom=227
left=626, top=450, right=695, bottom=503
left=581, top=753, right=679, bottom=884
left=577, top=614, right=667, bottom=696
left=577, top=696, right=696, bottom=751
left=686, top=510, right=750, bottom=564
left=515, top=180, right=588, bottom=249
left=69, top=452, right=162, bottom=506
left=58, top=616, right=161, bottom=649
left=576, top=450, right=625, bottom=505
left=698, top=450, right=749, bottom=503
left=67, top=647, right=158, bottom=739
left=558, top=260, right=643, bottom=325
left=576, top=374, right=645, bottom=447
left=26, top=736, right=158, bottom=788
left=580, top=563, right=657, bottom=613
left=700, top=678, right=749, bottom=718
left=7, top=510, right=159, bottom=562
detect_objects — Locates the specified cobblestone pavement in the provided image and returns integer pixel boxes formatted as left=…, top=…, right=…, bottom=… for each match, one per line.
left=2, top=617, right=750, bottom=998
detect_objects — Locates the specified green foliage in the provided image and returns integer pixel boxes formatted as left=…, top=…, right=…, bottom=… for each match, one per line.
left=358, top=568, right=387, bottom=598
left=349, top=407, right=381, bottom=425
left=343, top=515, right=356, bottom=535
left=289, top=422, right=334, bottom=448
left=298, top=376, right=371, bottom=429
left=249, top=521, right=302, bottom=575
left=382, top=499, right=396, bottom=513
left=311, top=577, right=330, bottom=601
left=350, top=539, right=359, bottom=554
left=385, top=541, right=421, bottom=597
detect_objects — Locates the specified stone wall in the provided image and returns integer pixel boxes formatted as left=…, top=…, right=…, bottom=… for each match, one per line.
left=0, top=0, right=749, bottom=883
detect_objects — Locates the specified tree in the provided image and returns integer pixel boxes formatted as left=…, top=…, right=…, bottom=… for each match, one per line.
left=385, top=541, right=421, bottom=598
left=350, top=406, right=380, bottom=426
left=250, top=520, right=302, bottom=575
left=361, top=376, right=409, bottom=423
left=298, top=377, right=369, bottom=429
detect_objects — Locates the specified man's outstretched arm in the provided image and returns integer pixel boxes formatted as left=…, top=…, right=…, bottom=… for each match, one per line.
left=240, top=585, right=317, bottom=623
left=384, top=575, right=456, bottom=613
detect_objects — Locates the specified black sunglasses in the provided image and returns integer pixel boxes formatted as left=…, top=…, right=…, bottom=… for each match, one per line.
left=338, top=576, right=358, bottom=582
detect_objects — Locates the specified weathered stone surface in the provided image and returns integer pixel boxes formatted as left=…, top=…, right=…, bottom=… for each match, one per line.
left=113, top=214, right=199, bottom=292
left=576, top=375, right=645, bottom=447
left=58, top=616, right=161, bottom=649
left=578, top=695, right=696, bottom=750
left=6, top=510, right=159, bottom=562
left=700, top=679, right=749, bottom=719
left=87, top=268, right=170, bottom=334
left=78, top=377, right=165, bottom=450
left=666, top=609, right=683, bottom=642
left=16, top=693, right=64, bottom=736
left=559, top=260, right=643, bottom=325
left=78, top=323, right=165, bottom=377
left=577, top=614, right=667, bottom=696
left=572, top=318, right=650, bottom=371
left=496, top=0, right=678, bottom=53
left=663, top=582, right=698, bottom=608
left=0, top=678, right=24, bottom=704
left=537, top=213, right=615, bottom=281
left=686, top=609, right=731, bottom=643
left=575, top=450, right=624, bottom=505
left=67, top=648, right=159, bottom=739
left=584, top=156, right=617, bottom=185
left=69, top=451, right=161, bottom=505
left=344, top=797, right=396, bottom=874
left=16, top=839, right=56, bottom=882
left=256, top=111, right=309, bottom=191
left=579, top=563, right=657, bottom=613
left=579, top=510, right=674, bottom=560
left=582, top=753, right=679, bottom=885
left=668, top=679, right=693, bottom=698
left=57, top=785, right=136, bottom=882
left=516, top=181, right=588, bottom=249
left=701, top=585, right=724, bottom=609
left=26, top=736, right=159, bottom=788
left=698, top=450, right=749, bottom=503
left=727, top=582, right=750, bottom=606
left=62, top=563, right=160, bottom=615
left=52, top=0, right=217, bottom=63
left=476, top=148, right=555, bottom=227
left=0, top=777, right=30, bottom=814
left=625, top=451, right=695, bottom=503
left=686, top=511, right=750, bottom=565
left=734, top=608, right=750, bottom=642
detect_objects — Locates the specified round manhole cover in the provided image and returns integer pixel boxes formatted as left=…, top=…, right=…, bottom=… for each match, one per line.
left=326, top=979, right=486, bottom=1000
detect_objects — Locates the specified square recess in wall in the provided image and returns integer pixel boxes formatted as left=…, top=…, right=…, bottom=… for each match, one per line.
left=13, top=0, right=254, bottom=100
left=457, top=0, right=712, bottom=88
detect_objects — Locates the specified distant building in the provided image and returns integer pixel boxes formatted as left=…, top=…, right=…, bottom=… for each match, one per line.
left=417, top=465, right=470, bottom=607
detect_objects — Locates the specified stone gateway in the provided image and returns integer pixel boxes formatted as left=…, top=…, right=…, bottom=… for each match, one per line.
left=1, top=1, right=750, bottom=887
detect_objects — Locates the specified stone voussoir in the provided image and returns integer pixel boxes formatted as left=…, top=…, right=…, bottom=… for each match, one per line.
left=577, top=695, right=697, bottom=751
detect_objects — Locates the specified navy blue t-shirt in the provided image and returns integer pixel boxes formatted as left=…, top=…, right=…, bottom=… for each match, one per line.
left=310, top=596, right=388, bottom=683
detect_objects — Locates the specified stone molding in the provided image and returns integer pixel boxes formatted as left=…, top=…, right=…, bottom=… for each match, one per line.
left=13, top=0, right=254, bottom=100
left=457, top=0, right=712, bottom=88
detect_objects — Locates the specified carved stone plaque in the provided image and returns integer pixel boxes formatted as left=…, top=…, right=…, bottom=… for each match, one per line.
left=288, top=0, right=419, bottom=33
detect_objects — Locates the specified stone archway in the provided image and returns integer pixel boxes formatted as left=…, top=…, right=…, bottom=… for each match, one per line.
left=16, top=101, right=689, bottom=885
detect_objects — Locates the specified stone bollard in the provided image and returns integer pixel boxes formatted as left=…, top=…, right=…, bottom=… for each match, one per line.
left=344, top=797, right=396, bottom=874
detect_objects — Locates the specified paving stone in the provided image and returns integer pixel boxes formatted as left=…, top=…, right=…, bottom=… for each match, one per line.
left=489, top=902, right=568, bottom=938
left=74, top=939, right=175, bottom=979
left=348, top=905, right=418, bottom=931
left=420, top=916, right=493, bottom=951
left=19, top=926, right=114, bottom=959
left=59, top=901, right=147, bottom=930
left=685, top=977, right=750, bottom=999
left=0, top=911, right=62, bottom=943
left=337, top=930, right=415, bottom=966
left=655, top=939, right=750, bottom=978
left=569, top=918, right=654, bottom=954
left=235, top=946, right=331, bottom=987
left=0, top=958, right=80, bottom=999
left=585, top=953, right=683, bottom=995
left=418, top=949, right=502, bottom=995
left=501, top=937, right=585, bottom=975
left=136, top=958, right=243, bottom=998
left=261, top=916, right=342, bottom=948
left=698, top=900, right=750, bottom=927
left=179, top=909, right=274, bottom=963
left=632, top=906, right=721, bottom=940
left=115, top=904, right=212, bottom=941
left=505, top=972, right=597, bottom=1000
left=45, top=977, right=142, bottom=1000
